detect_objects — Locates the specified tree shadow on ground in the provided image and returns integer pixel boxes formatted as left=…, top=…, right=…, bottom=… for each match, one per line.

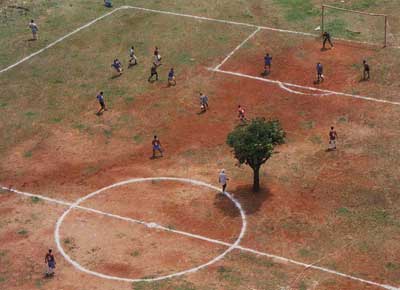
left=214, top=184, right=273, bottom=217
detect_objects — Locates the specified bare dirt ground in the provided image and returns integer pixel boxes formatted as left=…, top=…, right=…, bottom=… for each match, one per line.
left=1, top=3, right=400, bottom=290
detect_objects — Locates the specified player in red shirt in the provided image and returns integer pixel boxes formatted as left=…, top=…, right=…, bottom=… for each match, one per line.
left=238, top=105, right=246, bottom=123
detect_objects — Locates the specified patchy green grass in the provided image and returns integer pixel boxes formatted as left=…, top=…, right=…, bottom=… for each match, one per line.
left=301, top=120, right=315, bottom=130
left=324, top=19, right=362, bottom=40
left=131, top=250, right=140, bottom=257
left=336, top=207, right=351, bottom=216
left=273, top=0, right=319, bottom=22
left=17, top=229, right=28, bottom=235
left=133, top=134, right=143, bottom=144
left=30, top=196, right=41, bottom=203
left=310, top=135, right=322, bottom=144
left=23, top=151, right=33, bottom=158
left=299, top=280, right=308, bottom=290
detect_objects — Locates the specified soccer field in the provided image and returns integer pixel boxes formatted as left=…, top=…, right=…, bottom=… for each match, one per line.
left=0, top=1, right=400, bottom=290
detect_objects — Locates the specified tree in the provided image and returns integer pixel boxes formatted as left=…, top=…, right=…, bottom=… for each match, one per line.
left=227, top=118, right=286, bottom=192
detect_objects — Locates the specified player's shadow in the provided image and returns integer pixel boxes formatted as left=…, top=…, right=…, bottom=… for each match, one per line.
left=260, top=71, right=270, bottom=77
left=214, top=184, right=272, bottom=217
left=110, top=74, right=122, bottom=79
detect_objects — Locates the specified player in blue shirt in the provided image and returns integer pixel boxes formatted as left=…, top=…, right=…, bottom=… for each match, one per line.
left=96, top=91, right=107, bottom=115
left=167, top=68, right=176, bottom=86
left=316, top=62, right=324, bottom=83
left=263, top=53, right=272, bottom=76
left=104, top=0, right=112, bottom=8
left=111, top=59, right=123, bottom=76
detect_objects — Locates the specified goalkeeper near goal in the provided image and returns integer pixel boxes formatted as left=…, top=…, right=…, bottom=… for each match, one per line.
left=322, top=31, right=334, bottom=50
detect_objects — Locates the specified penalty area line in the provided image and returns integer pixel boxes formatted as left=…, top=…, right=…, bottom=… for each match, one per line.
left=1, top=183, right=398, bottom=289
left=214, top=27, right=261, bottom=71
left=210, top=68, right=400, bottom=106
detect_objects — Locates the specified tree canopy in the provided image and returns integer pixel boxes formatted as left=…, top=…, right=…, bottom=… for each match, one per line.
left=227, top=118, right=285, bottom=191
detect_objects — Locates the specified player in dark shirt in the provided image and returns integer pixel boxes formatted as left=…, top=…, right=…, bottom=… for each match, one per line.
left=167, top=68, right=176, bottom=86
left=263, top=53, right=272, bottom=75
left=329, top=126, right=338, bottom=150
left=148, top=65, right=158, bottom=82
left=316, top=62, right=324, bottom=83
left=363, top=60, right=370, bottom=80
left=322, top=31, right=334, bottom=50
left=45, top=249, right=56, bottom=277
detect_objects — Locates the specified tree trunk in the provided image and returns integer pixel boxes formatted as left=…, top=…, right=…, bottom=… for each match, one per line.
left=253, top=166, right=260, bottom=192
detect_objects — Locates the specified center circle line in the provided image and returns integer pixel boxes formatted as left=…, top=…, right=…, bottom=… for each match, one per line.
left=54, top=177, right=247, bottom=282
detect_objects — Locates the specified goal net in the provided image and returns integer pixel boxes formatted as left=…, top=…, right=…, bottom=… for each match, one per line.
left=321, top=5, right=389, bottom=47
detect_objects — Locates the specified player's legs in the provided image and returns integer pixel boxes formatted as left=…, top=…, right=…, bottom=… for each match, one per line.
left=222, top=183, right=227, bottom=193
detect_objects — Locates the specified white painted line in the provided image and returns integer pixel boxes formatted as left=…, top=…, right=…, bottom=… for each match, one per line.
left=1, top=4, right=398, bottom=75
left=211, top=68, right=400, bottom=106
left=214, top=27, right=261, bottom=71
left=1, top=182, right=399, bottom=289
left=0, top=186, right=72, bottom=206
left=0, top=7, right=124, bottom=74
left=278, top=82, right=333, bottom=96
left=54, top=177, right=247, bottom=282
left=121, top=5, right=314, bottom=37
left=235, top=246, right=399, bottom=290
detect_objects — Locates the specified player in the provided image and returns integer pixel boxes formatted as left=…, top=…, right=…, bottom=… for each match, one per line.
left=167, top=68, right=176, bottom=86
left=219, top=169, right=229, bottom=193
left=96, top=91, right=107, bottom=115
left=238, top=105, right=246, bottom=122
left=44, top=249, right=56, bottom=277
left=316, top=62, right=324, bottom=83
left=129, top=46, right=137, bottom=66
left=199, top=92, right=209, bottom=112
left=28, top=19, right=39, bottom=40
left=322, top=31, right=334, bottom=49
left=148, top=64, right=158, bottom=82
left=263, top=53, right=272, bottom=75
left=111, top=58, right=123, bottom=75
left=152, top=135, right=163, bottom=158
left=328, top=126, right=338, bottom=150
left=104, top=0, right=112, bottom=7
left=363, top=60, right=370, bottom=81
left=153, top=46, right=162, bottom=67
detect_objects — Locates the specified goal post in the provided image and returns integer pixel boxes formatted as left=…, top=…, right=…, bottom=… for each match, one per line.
left=321, top=4, right=388, bottom=47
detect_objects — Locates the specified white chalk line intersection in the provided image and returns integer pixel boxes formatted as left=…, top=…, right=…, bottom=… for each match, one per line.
left=1, top=183, right=398, bottom=289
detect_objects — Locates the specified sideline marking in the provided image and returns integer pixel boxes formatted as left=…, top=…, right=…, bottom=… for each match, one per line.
left=210, top=68, right=400, bottom=106
left=54, top=177, right=247, bottom=282
left=1, top=183, right=398, bottom=289
left=0, top=7, right=124, bottom=74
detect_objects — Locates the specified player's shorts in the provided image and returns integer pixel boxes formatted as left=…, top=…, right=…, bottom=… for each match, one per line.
left=153, top=145, right=161, bottom=151
left=100, top=101, right=105, bottom=108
